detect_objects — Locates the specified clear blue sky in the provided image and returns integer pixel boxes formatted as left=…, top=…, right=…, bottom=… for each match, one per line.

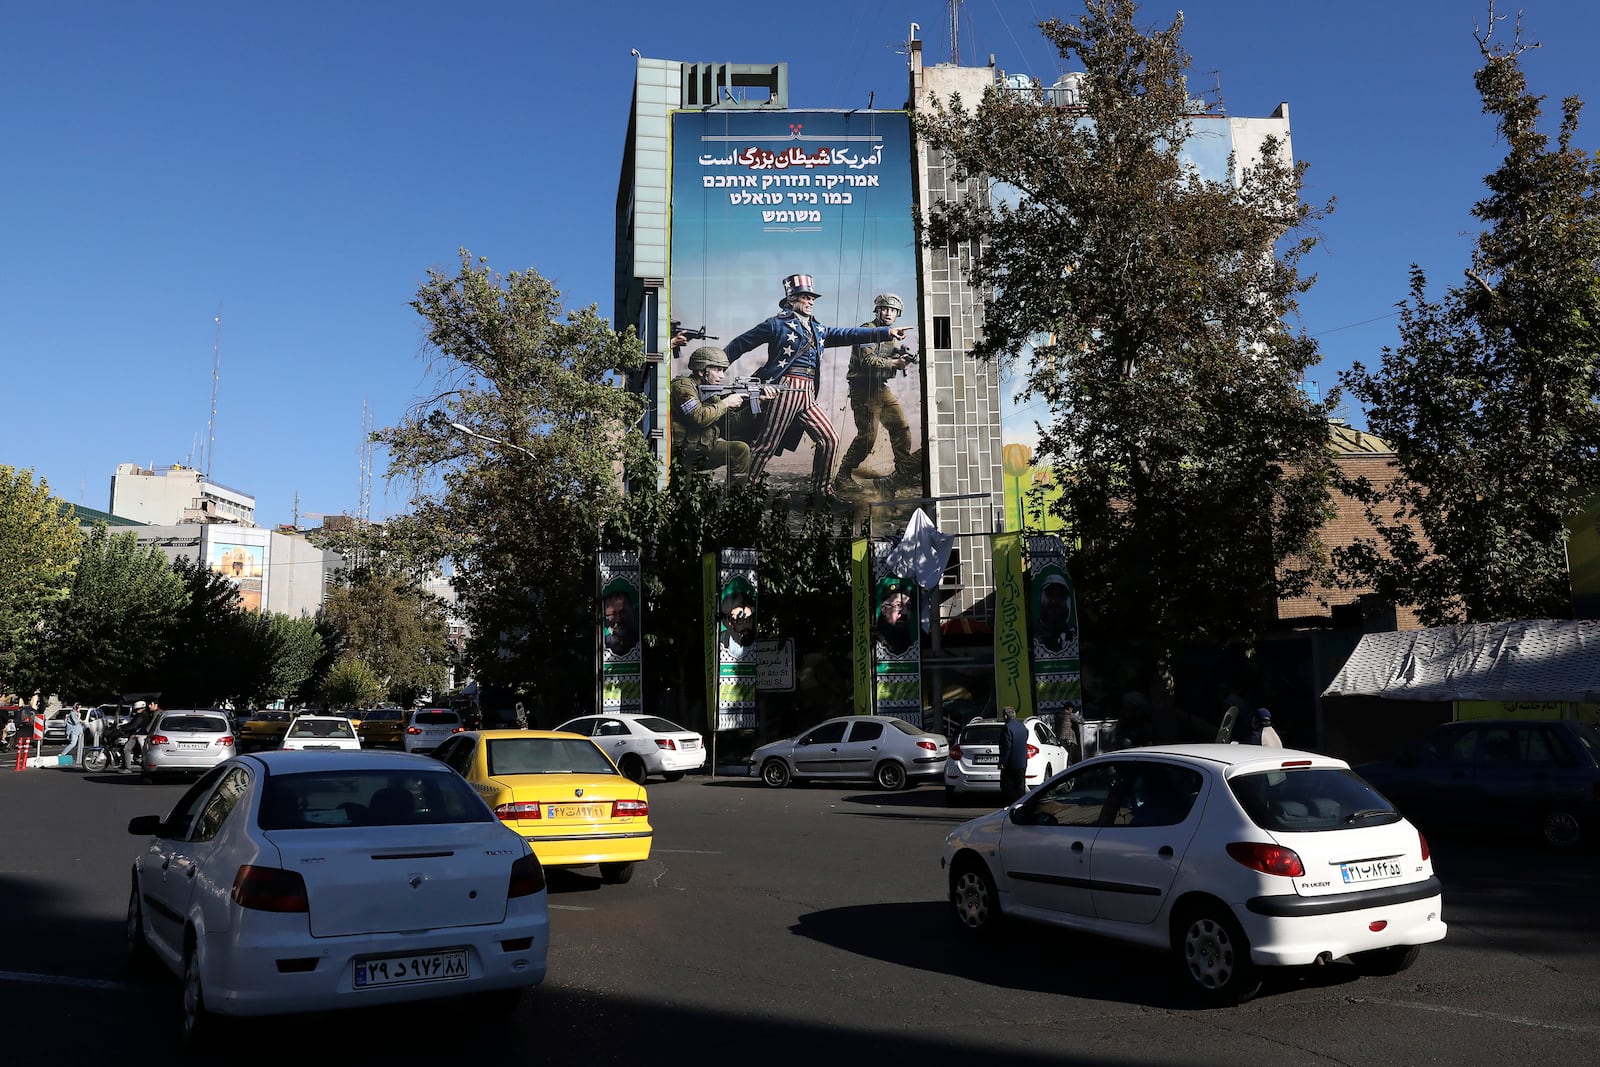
left=6, top=1, right=1597, bottom=528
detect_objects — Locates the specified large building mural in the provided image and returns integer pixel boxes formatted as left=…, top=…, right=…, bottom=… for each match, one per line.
left=669, top=110, right=924, bottom=502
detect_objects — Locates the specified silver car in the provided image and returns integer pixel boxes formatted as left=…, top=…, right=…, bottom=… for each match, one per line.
left=750, top=715, right=949, bottom=791
left=141, top=710, right=236, bottom=782
left=403, top=707, right=464, bottom=754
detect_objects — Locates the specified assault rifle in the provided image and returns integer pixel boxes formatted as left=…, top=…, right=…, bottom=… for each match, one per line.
left=892, top=345, right=920, bottom=376
left=697, top=377, right=805, bottom=415
left=671, top=320, right=718, bottom=343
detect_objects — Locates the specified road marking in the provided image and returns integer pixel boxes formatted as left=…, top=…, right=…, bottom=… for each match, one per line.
left=0, top=970, right=159, bottom=994
left=653, top=848, right=720, bottom=855
left=1352, top=996, right=1600, bottom=1034
left=549, top=904, right=592, bottom=911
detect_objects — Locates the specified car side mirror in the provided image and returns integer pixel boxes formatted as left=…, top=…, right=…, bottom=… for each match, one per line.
left=1008, top=806, right=1033, bottom=826
left=128, top=815, right=163, bottom=836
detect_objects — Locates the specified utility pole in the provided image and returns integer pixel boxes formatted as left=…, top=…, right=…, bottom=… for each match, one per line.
left=949, top=0, right=963, bottom=66
left=205, top=303, right=222, bottom=478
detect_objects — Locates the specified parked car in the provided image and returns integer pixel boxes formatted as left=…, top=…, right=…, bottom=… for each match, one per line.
left=126, top=749, right=548, bottom=1047
left=554, top=712, right=706, bottom=783
left=750, top=715, right=949, bottom=791
left=357, top=707, right=407, bottom=749
left=280, top=715, right=361, bottom=752
left=944, top=716, right=1071, bottom=801
left=431, top=730, right=651, bottom=884
left=141, top=710, right=237, bottom=782
left=403, top=708, right=465, bottom=754
left=240, top=711, right=293, bottom=749
left=942, top=744, right=1445, bottom=1005
left=1357, top=718, right=1600, bottom=849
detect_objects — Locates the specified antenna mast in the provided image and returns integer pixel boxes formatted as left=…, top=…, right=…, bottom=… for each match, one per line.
left=949, top=0, right=962, bottom=65
left=206, top=303, right=222, bottom=478
left=359, top=398, right=374, bottom=523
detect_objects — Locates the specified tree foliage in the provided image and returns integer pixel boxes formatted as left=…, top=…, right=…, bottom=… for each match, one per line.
left=158, top=555, right=244, bottom=707
left=319, top=573, right=450, bottom=704
left=1338, top=6, right=1600, bottom=625
left=322, top=656, right=383, bottom=709
left=0, top=466, right=82, bottom=687
left=916, top=0, right=1335, bottom=682
left=228, top=612, right=324, bottom=708
left=375, top=250, right=651, bottom=709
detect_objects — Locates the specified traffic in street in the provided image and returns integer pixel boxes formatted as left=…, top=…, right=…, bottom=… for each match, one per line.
left=3, top=761, right=1597, bottom=1065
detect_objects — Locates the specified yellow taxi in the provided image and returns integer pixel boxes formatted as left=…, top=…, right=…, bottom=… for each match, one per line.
left=357, top=706, right=407, bottom=748
left=429, top=729, right=651, bottom=884
left=239, top=710, right=293, bottom=748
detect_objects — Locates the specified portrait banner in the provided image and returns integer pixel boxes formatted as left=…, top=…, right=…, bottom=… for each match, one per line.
left=871, top=540, right=922, bottom=726
left=207, top=538, right=267, bottom=614
left=992, top=533, right=1033, bottom=718
left=1026, top=535, right=1082, bottom=731
left=714, top=548, right=760, bottom=730
left=599, top=551, right=643, bottom=715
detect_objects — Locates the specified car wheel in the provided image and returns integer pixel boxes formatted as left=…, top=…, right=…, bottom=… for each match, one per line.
left=662, top=772, right=685, bottom=782
left=126, top=882, right=153, bottom=969
left=949, top=856, right=1000, bottom=933
left=181, top=940, right=222, bottom=1047
left=760, top=759, right=792, bottom=788
left=1351, top=944, right=1422, bottom=976
left=1540, top=808, right=1583, bottom=849
left=1175, top=904, right=1261, bottom=1005
left=875, top=761, right=908, bottom=791
left=619, top=754, right=647, bottom=784
left=85, top=748, right=108, bottom=772
left=599, top=861, right=635, bottom=885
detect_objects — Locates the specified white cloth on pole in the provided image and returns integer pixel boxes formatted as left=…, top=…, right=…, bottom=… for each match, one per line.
left=883, top=507, right=956, bottom=632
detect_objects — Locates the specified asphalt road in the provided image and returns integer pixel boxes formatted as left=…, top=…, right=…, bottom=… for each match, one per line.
left=2, top=762, right=1598, bottom=1065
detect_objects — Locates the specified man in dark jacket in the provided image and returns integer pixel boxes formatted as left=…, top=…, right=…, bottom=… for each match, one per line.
left=998, top=705, right=1031, bottom=804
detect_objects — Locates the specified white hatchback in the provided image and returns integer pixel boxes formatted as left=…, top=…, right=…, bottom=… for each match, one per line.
left=554, top=712, right=707, bottom=783
left=403, top=708, right=464, bottom=754
left=280, top=715, right=362, bottom=752
left=942, top=744, right=1447, bottom=1004
left=943, top=716, right=1070, bottom=801
left=126, top=750, right=549, bottom=1047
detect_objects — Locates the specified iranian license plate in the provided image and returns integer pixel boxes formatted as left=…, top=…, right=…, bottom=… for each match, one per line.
left=974, top=754, right=999, bottom=765
left=354, top=949, right=468, bottom=988
left=1340, top=858, right=1404, bottom=884
left=179, top=742, right=208, bottom=750
left=547, top=803, right=606, bottom=820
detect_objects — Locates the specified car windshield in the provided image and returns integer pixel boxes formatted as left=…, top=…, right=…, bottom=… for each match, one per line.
left=485, top=736, right=619, bottom=777
left=288, top=719, right=355, bottom=739
left=1228, top=767, right=1401, bottom=832
left=159, top=714, right=229, bottom=733
left=635, top=717, right=688, bottom=733
left=258, top=769, right=492, bottom=830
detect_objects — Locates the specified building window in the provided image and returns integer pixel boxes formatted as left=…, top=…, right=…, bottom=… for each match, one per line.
left=932, top=316, right=952, bottom=350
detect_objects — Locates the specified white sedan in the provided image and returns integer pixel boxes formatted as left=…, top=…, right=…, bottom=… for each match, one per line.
left=943, top=744, right=1446, bottom=1004
left=279, top=714, right=361, bottom=751
left=943, top=715, right=1071, bottom=800
left=126, top=749, right=549, bottom=1047
left=553, top=712, right=706, bottom=783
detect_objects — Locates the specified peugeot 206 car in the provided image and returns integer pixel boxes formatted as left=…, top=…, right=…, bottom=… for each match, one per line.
left=141, top=710, right=237, bottom=782
left=944, top=715, right=1071, bottom=801
left=750, top=715, right=949, bottom=791
left=431, top=730, right=651, bottom=885
left=942, top=744, right=1446, bottom=1005
left=554, top=712, right=706, bottom=783
left=125, top=749, right=549, bottom=1047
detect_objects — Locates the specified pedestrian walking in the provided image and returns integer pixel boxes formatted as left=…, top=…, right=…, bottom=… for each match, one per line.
left=58, top=704, right=85, bottom=767
left=998, top=705, right=1030, bottom=804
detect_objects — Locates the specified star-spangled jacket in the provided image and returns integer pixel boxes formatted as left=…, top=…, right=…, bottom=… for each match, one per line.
left=722, top=310, right=893, bottom=385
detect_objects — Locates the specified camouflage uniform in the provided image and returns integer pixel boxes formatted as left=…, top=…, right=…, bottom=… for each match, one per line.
left=670, top=374, right=751, bottom=477
left=836, top=322, right=914, bottom=483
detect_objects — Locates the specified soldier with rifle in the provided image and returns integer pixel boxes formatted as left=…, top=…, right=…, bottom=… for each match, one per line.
left=835, top=292, right=917, bottom=493
left=670, top=345, right=752, bottom=478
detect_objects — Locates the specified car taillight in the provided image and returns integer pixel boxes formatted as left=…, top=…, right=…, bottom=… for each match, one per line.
left=654, top=738, right=677, bottom=750
left=1418, top=831, right=1430, bottom=862
left=950, top=744, right=963, bottom=759
left=1026, top=744, right=1039, bottom=759
left=149, top=734, right=169, bottom=746
left=508, top=854, right=546, bottom=898
left=452, top=726, right=464, bottom=733
left=613, top=799, right=648, bottom=818
left=1226, top=841, right=1305, bottom=877
left=406, top=726, right=422, bottom=734
left=217, top=736, right=234, bottom=746
left=495, top=802, right=542, bottom=821
left=917, top=740, right=938, bottom=751
left=232, top=865, right=310, bottom=912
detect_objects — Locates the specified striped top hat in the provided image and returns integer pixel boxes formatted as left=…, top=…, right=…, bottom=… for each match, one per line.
left=782, top=274, right=821, bottom=300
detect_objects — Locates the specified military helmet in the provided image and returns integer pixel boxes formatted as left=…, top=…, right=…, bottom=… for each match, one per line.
left=688, top=345, right=730, bottom=372
left=873, top=293, right=904, bottom=313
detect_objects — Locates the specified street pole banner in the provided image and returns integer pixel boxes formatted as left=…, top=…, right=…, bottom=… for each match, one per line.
left=1025, top=535, right=1082, bottom=733
left=871, top=539, right=922, bottom=726
left=993, top=532, right=1033, bottom=718
left=599, top=551, right=643, bottom=714
left=713, top=548, right=760, bottom=730
left=850, top=539, right=873, bottom=717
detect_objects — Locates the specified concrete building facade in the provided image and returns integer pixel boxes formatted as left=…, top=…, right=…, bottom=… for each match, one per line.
left=109, top=463, right=256, bottom=526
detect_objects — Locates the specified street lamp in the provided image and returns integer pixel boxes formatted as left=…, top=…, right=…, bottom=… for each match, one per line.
left=447, top=421, right=537, bottom=459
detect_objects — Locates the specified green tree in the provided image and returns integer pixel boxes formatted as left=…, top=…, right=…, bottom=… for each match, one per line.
left=916, top=0, right=1335, bottom=692
left=159, top=555, right=245, bottom=706
left=33, top=523, right=186, bottom=700
left=321, top=656, right=383, bottom=709
left=376, top=250, right=651, bottom=710
left=0, top=466, right=82, bottom=688
left=230, top=612, right=323, bottom=708
left=319, top=574, right=450, bottom=704
left=1338, top=8, right=1600, bottom=625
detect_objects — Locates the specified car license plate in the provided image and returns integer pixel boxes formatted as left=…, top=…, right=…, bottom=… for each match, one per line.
left=354, top=949, right=468, bottom=988
left=179, top=742, right=208, bottom=750
left=974, top=754, right=998, bottom=765
left=1340, top=858, right=1404, bottom=884
left=547, top=803, right=606, bottom=820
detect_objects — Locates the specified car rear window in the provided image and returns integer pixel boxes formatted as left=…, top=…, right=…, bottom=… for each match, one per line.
left=259, top=769, right=492, bottom=830
left=288, top=719, right=355, bottom=739
left=887, top=718, right=929, bottom=737
left=160, top=714, right=229, bottom=733
left=635, top=717, right=687, bottom=733
left=364, top=709, right=402, bottom=723
left=1228, top=767, right=1401, bottom=832
left=414, top=711, right=460, bottom=725
left=485, top=736, right=619, bottom=777
left=960, top=724, right=1003, bottom=746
